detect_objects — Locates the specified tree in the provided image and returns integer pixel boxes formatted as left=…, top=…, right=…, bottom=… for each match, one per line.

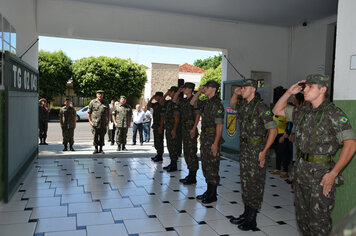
left=38, top=50, right=72, bottom=101
left=193, top=54, right=222, bottom=70
left=197, top=66, right=222, bottom=99
left=72, top=56, right=147, bottom=101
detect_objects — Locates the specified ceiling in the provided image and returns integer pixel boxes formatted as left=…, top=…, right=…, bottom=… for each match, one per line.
left=71, top=0, right=338, bottom=26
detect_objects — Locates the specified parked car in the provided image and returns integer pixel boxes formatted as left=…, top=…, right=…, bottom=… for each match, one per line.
left=76, top=106, right=89, bottom=121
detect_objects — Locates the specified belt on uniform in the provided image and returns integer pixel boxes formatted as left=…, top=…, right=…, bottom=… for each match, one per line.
left=240, top=137, right=265, bottom=144
left=298, top=150, right=333, bottom=163
left=202, top=127, right=216, bottom=133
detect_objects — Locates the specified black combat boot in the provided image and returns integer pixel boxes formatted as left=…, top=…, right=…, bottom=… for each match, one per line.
left=183, top=171, right=197, bottom=185
left=70, top=145, right=75, bottom=151
left=196, top=184, right=210, bottom=200
left=238, top=207, right=257, bottom=231
left=99, top=146, right=105, bottom=154
left=179, top=172, right=190, bottom=183
left=202, top=184, right=217, bottom=204
left=63, top=145, right=68, bottom=151
left=230, top=204, right=249, bottom=225
left=153, top=154, right=163, bottom=162
left=163, top=163, right=171, bottom=170
left=116, top=144, right=121, bottom=151
left=93, top=146, right=99, bottom=154
left=43, top=138, right=48, bottom=145
left=122, top=144, right=127, bottom=151
left=166, top=161, right=178, bottom=172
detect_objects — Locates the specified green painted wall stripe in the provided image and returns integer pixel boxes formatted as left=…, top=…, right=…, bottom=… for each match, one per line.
left=332, top=100, right=356, bottom=224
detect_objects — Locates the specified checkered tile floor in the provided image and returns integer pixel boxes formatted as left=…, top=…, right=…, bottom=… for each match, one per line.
left=0, top=141, right=301, bottom=236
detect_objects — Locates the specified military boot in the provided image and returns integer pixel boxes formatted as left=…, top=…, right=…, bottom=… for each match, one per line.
left=99, top=146, right=105, bottom=154
left=179, top=172, right=190, bottom=183
left=63, top=145, right=68, bottom=151
left=202, top=184, right=217, bottom=204
left=70, top=145, right=75, bottom=151
left=163, top=164, right=171, bottom=170
left=93, top=146, right=99, bottom=154
left=183, top=171, right=197, bottom=185
left=122, top=145, right=127, bottom=151
left=238, top=207, right=257, bottom=231
left=43, top=138, right=48, bottom=145
left=230, top=204, right=249, bottom=225
left=153, top=154, right=163, bottom=162
left=166, top=161, right=177, bottom=172
left=196, top=185, right=209, bottom=200
left=116, top=144, right=121, bottom=151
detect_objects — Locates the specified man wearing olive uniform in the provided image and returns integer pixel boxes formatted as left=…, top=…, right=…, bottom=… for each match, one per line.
left=190, top=80, right=224, bottom=203
left=113, top=96, right=132, bottom=151
left=273, top=74, right=356, bottom=236
left=229, top=79, right=277, bottom=231
left=59, top=98, right=77, bottom=151
left=173, top=82, right=200, bottom=185
left=39, top=98, right=50, bottom=145
left=88, top=90, right=110, bottom=154
left=148, top=92, right=165, bottom=162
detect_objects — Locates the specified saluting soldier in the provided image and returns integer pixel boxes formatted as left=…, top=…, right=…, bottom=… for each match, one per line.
left=112, top=96, right=132, bottom=151
left=190, top=80, right=224, bottom=203
left=173, top=82, right=200, bottom=185
left=273, top=74, right=356, bottom=236
left=160, top=86, right=179, bottom=172
left=59, top=98, right=77, bottom=151
left=229, top=79, right=277, bottom=231
left=147, top=91, right=165, bottom=162
left=88, top=90, right=110, bottom=154
left=38, top=98, right=50, bottom=145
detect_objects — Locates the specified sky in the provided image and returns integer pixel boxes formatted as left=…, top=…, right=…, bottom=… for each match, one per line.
left=39, top=36, right=221, bottom=68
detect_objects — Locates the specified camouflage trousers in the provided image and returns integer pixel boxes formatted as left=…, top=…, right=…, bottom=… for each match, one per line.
left=240, top=143, right=266, bottom=210
left=62, top=128, right=74, bottom=146
left=182, top=126, right=199, bottom=171
left=153, top=127, right=164, bottom=155
left=116, top=127, right=128, bottom=145
left=294, top=158, right=340, bottom=236
left=166, top=126, right=178, bottom=161
left=200, top=132, right=220, bottom=185
left=39, top=120, right=48, bottom=139
left=91, top=127, right=107, bottom=146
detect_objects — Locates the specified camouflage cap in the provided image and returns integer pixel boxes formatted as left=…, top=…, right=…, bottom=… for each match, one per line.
left=154, top=91, right=164, bottom=97
left=96, top=90, right=104, bottom=93
left=120, top=95, right=126, bottom=99
left=305, top=74, right=329, bottom=87
left=169, top=86, right=178, bottom=92
left=241, top=79, right=258, bottom=88
left=182, top=82, right=195, bottom=90
left=204, top=80, right=220, bottom=89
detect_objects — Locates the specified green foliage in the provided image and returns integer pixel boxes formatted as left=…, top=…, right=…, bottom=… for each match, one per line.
left=72, top=56, right=147, bottom=101
left=193, top=54, right=222, bottom=70
left=38, top=50, right=72, bottom=101
left=197, top=66, right=222, bottom=99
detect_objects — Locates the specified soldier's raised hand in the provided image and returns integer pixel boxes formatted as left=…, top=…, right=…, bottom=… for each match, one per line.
left=234, top=87, right=242, bottom=96
left=287, top=80, right=306, bottom=95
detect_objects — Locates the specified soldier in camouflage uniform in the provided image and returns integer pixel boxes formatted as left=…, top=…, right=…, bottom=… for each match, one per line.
left=112, top=96, right=132, bottom=151
left=273, top=74, right=356, bottom=236
left=173, top=82, right=199, bottom=185
left=229, top=79, right=277, bottom=231
left=38, top=98, right=50, bottom=145
left=88, top=90, right=110, bottom=154
left=160, top=86, right=180, bottom=172
left=59, top=98, right=77, bottom=151
left=147, top=91, right=165, bottom=162
left=190, top=80, right=224, bottom=204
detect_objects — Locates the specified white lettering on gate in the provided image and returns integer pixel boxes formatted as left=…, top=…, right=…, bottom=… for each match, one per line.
left=17, top=67, right=22, bottom=88
left=13, top=65, right=17, bottom=87
left=31, top=74, right=37, bottom=91
left=24, top=70, right=30, bottom=90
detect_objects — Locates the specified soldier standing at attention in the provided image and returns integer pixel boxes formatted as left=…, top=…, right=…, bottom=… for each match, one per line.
left=190, top=80, right=224, bottom=204
left=160, top=86, right=179, bottom=172
left=173, top=82, right=200, bottom=185
left=59, top=98, right=77, bottom=151
left=229, top=79, right=277, bottom=231
left=147, top=92, right=164, bottom=162
left=273, top=74, right=356, bottom=236
left=38, top=98, right=50, bottom=145
left=88, top=90, right=110, bottom=154
left=112, top=96, right=132, bottom=151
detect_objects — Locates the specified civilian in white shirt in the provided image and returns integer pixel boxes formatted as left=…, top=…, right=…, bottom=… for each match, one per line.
left=142, top=106, right=152, bottom=142
left=132, top=104, right=146, bottom=145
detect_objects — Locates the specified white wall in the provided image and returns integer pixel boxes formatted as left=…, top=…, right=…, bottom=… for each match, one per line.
left=288, top=16, right=337, bottom=86
left=0, top=0, right=38, bottom=68
left=179, top=72, right=203, bottom=87
left=144, top=69, right=152, bottom=100
left=334, top=0, right=356, bottom=100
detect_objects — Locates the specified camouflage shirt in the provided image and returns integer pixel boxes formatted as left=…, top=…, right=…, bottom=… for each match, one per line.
left=112, top=104, right=132, bottom=128
left=195, top=95, right=224, bottom=130
left=88, top=98, right=109, bottom=128
left=162, top=100, right=176, bottom=130
left=148, top=102, right=162, bottom=128
left=174, top=96, right=197, bottom=128
left=285, top=101, right=356, bottom=155
left=59, top=106, right=76, bottom=129
left=232, top=97, right=276, bottom=139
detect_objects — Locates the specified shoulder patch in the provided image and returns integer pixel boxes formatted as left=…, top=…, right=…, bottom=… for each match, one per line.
left=217, top=109, right=224, bottom=114
left=339, top=116, right=349, bottom=124
left=264, top=110, right=272, bottom=116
